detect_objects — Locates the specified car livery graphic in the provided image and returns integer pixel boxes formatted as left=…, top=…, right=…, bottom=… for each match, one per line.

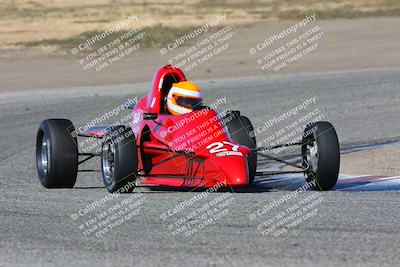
left=36, top=65, right=340, bottom=193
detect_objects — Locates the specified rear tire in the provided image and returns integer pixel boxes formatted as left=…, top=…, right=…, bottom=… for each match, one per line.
left=101, top=126, right=138, bottom=193
left=302, top=121, right=340, bottom=191
left=225, top=113, right=257, bottom=185
left=36, top=119, right=78, bottom=188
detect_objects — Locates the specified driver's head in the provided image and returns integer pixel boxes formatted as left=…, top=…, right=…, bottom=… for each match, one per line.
left=167, top=81, right=202, bottom=115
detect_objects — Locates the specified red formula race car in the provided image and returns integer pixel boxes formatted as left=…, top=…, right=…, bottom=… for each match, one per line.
left=36, top=65, right=340, bottom=193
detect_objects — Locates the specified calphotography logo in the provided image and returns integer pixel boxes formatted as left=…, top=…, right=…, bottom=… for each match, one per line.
left=69, top=184, right=146, bottom=240
left=249, top=14, right=327, bottom=73
left=75, top=16, right=138, bottom=52
left=250, top=14, right=317, bottom=54
left=69, top=15, right=147, bottom=72
left=249, top=181, right=324, bottom=239
left=160, top=15, right=237, bottom=73
left=158, top=180, right=239, bottom=243
left=161, top=14, right=227, bottom=54
left=253, top=95, right=327, bottom=154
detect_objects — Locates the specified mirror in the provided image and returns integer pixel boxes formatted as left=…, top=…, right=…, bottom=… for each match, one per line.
left=143, top=113, right=158, bottom=120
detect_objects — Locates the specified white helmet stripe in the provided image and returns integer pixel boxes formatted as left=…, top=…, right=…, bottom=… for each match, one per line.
left=169, top=86, right=201, bottom=98
left=167, top=100, right=192, bottom=114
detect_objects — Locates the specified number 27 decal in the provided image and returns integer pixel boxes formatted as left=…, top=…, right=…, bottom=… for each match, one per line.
left=206, top=141, right=242, bottom=157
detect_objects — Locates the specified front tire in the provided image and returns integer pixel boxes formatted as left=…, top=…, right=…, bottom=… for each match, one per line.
left=302, top=121, right=340, bottom=191
left=225, top=112, right=257, bottom=185
left=101, top=126, right=138, bottom=193
left=36, top=119, right=78, bottom=188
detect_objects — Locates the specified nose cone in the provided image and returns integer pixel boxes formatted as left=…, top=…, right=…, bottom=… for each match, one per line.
left=211, top=153, right=249, bottom=186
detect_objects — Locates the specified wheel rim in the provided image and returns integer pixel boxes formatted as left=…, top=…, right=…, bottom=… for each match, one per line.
left=305, top=140, right=319, bottom=173
left=40, top=134, right=50, bottom=174
left=102, top=139, right=115, bottom=184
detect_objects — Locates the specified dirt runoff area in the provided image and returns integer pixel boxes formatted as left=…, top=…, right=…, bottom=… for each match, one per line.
left=340, top=144, right=400, bottom=176
left=1, top=17, right=400, bottom=91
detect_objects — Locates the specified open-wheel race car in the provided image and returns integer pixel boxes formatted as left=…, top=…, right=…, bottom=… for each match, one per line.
left=36, top=65, right=340, bottom=193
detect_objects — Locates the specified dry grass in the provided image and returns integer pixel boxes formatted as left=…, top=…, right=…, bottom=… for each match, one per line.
left=1, top=0, right=399, bottom=53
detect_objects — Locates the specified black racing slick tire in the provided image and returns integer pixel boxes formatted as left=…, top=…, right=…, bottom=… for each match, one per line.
left=302, top=121, right=340, bottom=191
left=225, top=113, right=257, bottom=185
left=36, top=119, right=78, bottom=188
left=101, top=126, right=138, bottom=193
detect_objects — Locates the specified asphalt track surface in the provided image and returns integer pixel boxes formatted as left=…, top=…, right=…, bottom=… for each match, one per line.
left=1, top=68, right=400, bottom=266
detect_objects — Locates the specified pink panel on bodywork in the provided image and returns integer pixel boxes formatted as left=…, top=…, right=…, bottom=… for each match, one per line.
left=86, top=126, right=109, bottom=138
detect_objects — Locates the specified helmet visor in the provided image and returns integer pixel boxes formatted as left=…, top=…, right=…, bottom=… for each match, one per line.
left=175, top=96, right=202, bottom=109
